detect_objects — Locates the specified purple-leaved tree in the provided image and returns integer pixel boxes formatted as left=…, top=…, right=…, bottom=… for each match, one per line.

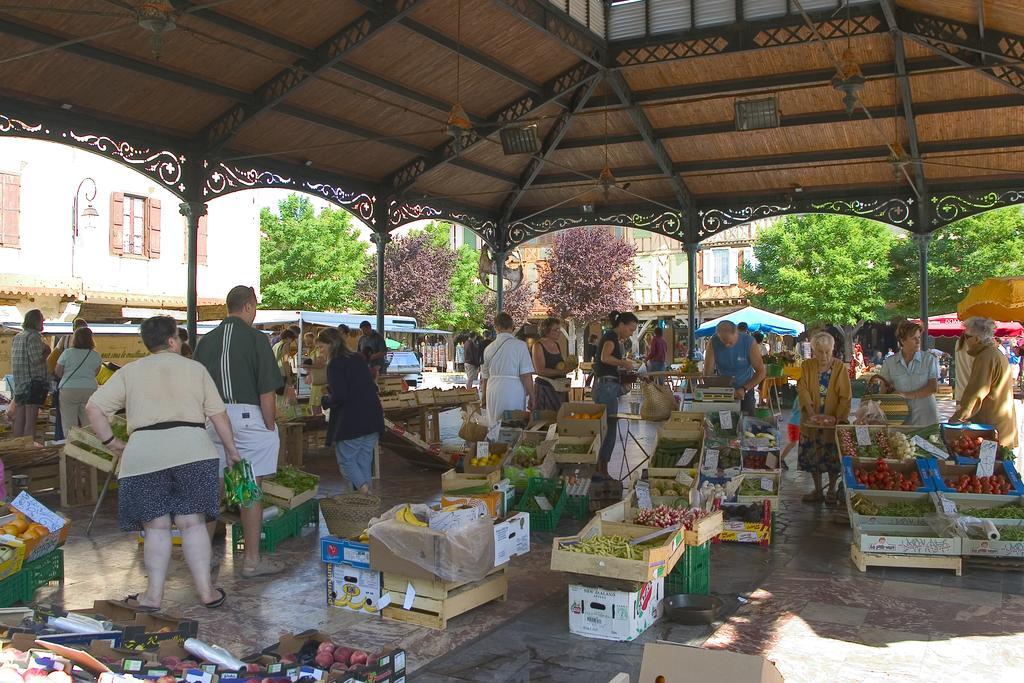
left=365, top=232, right=457, bottom=323
left=487, top=281, right=536, bottom=329
left=538, top=227, right=638, bottom=348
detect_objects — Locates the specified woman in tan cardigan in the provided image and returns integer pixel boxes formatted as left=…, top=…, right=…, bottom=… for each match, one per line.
left=796, top=332, right=852, bottom=505
left=951, top=317, right=1018, bottom=448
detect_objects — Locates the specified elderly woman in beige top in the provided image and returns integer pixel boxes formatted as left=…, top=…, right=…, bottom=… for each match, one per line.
left=951, top=317, right=1019, bottom=449
left=86, top=316, right=242, bottom=611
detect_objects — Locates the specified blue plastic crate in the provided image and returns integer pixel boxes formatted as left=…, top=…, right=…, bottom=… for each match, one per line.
left=841, top=456, right=933, bottom=492
left=929, top=459, right=1024, bottom=495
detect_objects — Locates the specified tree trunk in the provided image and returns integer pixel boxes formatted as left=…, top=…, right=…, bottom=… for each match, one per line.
left=838, top=323, right=863, bottom=362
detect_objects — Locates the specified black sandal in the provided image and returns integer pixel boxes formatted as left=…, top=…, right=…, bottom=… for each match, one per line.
left=121, top=594, right=160, bottom=612
left=203, top=587, right=227, bottom=609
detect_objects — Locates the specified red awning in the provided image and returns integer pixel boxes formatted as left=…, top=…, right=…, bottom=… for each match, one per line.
left=913, top=314, right=1024, bottom=338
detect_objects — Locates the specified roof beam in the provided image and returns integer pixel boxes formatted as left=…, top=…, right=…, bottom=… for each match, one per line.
left=580, top=57, right=958, bottom=111
left=898, top=6, right=1024, bottom=96
left=0, top=16, right=252, bottom=103
left=167, top=1, right=315, bottom=58
left=528, top=135, right=1024, bottom=186
left=490, top=0, right=605, bottom=68
left=881, top=1, right=927, bottom=201
left=386, top=62, right=601, bottom=195
left=605, top=70, right=691, bottom=211
left=497, top=74, right=601, bottom=225
left=202, top=0, right=424, bottom=153
left=609, top=3, right=886, bottom=67
left=333, top=63, right=486, bottom=126
left=561, top=95, right=1024, bottom=150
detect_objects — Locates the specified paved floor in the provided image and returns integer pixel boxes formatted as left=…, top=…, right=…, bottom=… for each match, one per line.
left=31, top=399, right=1024, bottom=682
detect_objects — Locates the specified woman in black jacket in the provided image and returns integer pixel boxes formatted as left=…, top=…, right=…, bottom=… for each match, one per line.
left=318, top=328, right=384, bottom=493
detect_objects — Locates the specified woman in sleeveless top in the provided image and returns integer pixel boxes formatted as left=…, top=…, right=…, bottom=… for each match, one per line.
left=533, top=317, right=569, bottom=412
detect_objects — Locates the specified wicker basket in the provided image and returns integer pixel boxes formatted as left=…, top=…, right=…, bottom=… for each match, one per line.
left=319, top=492, right=381, bottom=539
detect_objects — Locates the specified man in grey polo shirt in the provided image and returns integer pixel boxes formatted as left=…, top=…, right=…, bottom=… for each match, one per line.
left=194, top=285, right=284, bottom=578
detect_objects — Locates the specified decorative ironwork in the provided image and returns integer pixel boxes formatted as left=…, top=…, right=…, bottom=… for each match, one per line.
left=387, top=202, right=499, bottom=248
left=698, top=204, right=793, bottom=240
left=616, top=36, right=728, bottom=67
left=507, top=210, right=682, bottom=247
left=754, top=15, right=881, bottom=48
left=931, top=190, right=1024, bottom=228
left=304, top=182, right=375, bottom=222
left=809, top=197, right=916, bottom=228
left=2, top=110, right=188, bottom=195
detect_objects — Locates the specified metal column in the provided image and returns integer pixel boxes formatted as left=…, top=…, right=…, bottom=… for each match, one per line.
left=178, top=201, right=207, bottom=347
left=916, top=233, right=931, bottom=345
left=495, top=251, right=506, bottom=313
left=686, top=242, right=698, bottom=358
left=372, top=231, right=390, bottom=336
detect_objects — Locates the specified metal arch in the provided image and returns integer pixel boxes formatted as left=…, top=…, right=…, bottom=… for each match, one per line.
left=505, top=206, right=684, bottom=248
left=0, top=103, right=190, bottom=199
left=202, top=160, right=377, bottom=224
left=930, top=188, right=1024, bottom=230
left=386, top=200, right=500, bottom=250
left=695, top=195, right=919, bottom=242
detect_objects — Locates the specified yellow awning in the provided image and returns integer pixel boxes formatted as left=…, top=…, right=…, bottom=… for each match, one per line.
left=958, top=277, right=1024, bottom=323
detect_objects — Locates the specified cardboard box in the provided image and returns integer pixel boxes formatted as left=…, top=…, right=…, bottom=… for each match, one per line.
left=261, top=630, right=406, bottom=683
left=66, top=601, right=198, bottom=649
left=430, top=502, right=488, bottom=531
left=5, top=492, right=70, bottom=562
left=369, top=518, right=497, bottom=582
left=462, top=442, right=510, bottom=475
left=493, top=512, right=531, bottom=566
left=638, top=642, right=784, bottom=683
left=556, top=402, right=607, bottom=439
left=568, top=578, right=664, bottom=641
left=0, top=538, right=26, bottom=581
left=326, top=563, right=388, bottom=615
left=321, top=536, right=370, bottom=570
left=442, top=492, right=502, bottom=519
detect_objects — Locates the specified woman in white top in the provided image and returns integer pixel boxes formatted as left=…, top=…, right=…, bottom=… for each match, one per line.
left=480, top=312, right=535, bottom=428
left=55, top=326, right=103, bottom=430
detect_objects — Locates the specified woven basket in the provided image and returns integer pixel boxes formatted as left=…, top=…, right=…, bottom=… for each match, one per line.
left=320, top=492, right=381, bottom=539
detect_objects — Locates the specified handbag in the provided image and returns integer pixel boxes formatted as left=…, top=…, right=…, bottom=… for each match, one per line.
left=25, top=379, right=48, bottom=406
left=537, top=376, right=570, bottom=393
left=640, top=382, right=677, bottom=421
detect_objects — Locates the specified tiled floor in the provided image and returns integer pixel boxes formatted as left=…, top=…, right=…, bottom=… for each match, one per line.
left=30, top=400, right=1024, bottom=682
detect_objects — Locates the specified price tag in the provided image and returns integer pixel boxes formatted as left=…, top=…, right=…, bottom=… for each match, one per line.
left=533, top=495, right=553, bottom=511
left=760, top=477, right=775, bottom=492
left=676, top=448, right=698, bottom=466
left=937, top=493, right=958, bottom=516
left=675, top=471, right=694, bottom=487
left=719, top=411, right=733, bottom=430
left=704, top=448, right=720, bottom=471
left=912, top=435, right=949, bottom=460
left=855, top=425, right=871, bottom=446
left=476, top=441, right=490, bottom=459
left=635, top=481, right=652, bottom=509
left=403, top=582, right=417, bottom=610
left=977, top=440, right=998, bottom=478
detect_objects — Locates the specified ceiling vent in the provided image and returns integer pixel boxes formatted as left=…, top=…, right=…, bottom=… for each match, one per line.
left=735, top=97, right=780, bottom=131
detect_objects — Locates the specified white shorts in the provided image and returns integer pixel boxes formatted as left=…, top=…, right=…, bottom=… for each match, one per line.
left=207, top=403, right=279, bottom=478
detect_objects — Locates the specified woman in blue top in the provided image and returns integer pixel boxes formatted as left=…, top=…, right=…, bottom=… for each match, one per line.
left=55, top=326, right=103, bottom=431
left=873, top=321, right=939, bottom=427
left=703, top=320, right=767, bottom=415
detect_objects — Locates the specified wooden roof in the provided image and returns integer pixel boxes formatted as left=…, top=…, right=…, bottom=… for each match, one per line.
left=0, top=0, right=1021, bottom=232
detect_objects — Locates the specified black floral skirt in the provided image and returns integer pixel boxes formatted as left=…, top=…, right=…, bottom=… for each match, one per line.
left=797, top=427, right=841, bottom=475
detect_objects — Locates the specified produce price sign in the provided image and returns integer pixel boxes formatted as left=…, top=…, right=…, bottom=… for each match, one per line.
left=912, top=435, right=949, bottom=460
left=855, top=426, right=871, bottom=446
left=719, top=411, right=733, bottom=431
left=703, top=449, right=720, bottom=471
left=635, top=481, right=653, bottom=509
left=760, top=477, right=774, bottom=492
left=676, top=448, right=698, bottom=466
left=977, top=440, right=998, bottom=478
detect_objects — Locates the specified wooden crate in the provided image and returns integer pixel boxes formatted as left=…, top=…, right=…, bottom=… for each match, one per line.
left=381, top=568, right=507, bottom=630
left=551, top=434, right=600, bottom=464
left=4, top=462, right=60, bottom=496
left=62, top=417, right=125, bottom=474
left=277, top=422, right=304, bottom=468
left=261, top=472, right=319, bottom=509
left=596, top=501, right=722, bottom=547
left=441, top=468, right=499, bottom=493
left=550, top=518, right=686, bottom=582
left=59, top=452, right=101, bottom=508
left=850, top=544, right=962, bottom=576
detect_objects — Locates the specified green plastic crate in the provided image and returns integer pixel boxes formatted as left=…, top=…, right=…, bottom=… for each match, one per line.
left=665, top=541, right=710, bottom=596
left=515, top=478, right=566, bottom=532
left=0, top=570, right=22, bottom=608
left=21, top=549, right=64, bottom=601
left=565, top=495, right=590, bottom=521
left=232, top=498, right=319, bottom=554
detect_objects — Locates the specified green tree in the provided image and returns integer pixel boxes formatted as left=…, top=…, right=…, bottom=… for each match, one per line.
left=741, top=214, right=895, bottom=353
left=432, top=243, right=490, bottom=331
left=259, top=194, right=369, bottom=311
left=886, top=207, right=1024, bottom=317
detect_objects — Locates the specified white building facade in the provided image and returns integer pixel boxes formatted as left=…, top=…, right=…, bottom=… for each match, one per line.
left=0, top=138, right=262, bottom=320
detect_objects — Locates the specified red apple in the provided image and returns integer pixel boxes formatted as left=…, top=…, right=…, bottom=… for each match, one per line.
left=245, top=663, right=261, bottom=674
left=332, top=648, right=353, bottom=665
left=314, top=653, right=334, bottom=669
left=348, top=651, right=368, bottom=668
left=155, top=676, right=177, bottom=683
left=160, top=657, right=181, bottom=669
left=22, top=669, right=49, bottom=683
left=316, top=643, right=335, bottom=656
left=279, top=655, right=297, bottom=666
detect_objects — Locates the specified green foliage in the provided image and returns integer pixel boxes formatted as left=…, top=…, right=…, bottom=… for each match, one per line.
left=886, top=207, right=1024, bottom=317
left=259, top=194, right=369, bottom=311
left=740, top=214, right=894, bottom=328
left=432, top=243, right=490, bottom=332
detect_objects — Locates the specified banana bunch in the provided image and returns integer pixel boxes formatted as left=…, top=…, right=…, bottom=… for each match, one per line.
left=397, top=504, right=427, bottom=527
left=357, top=530, right=369, bottom=542
left=333, top=586, right=379, bottom=612
left=850, top=493, right=880, bottom=516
